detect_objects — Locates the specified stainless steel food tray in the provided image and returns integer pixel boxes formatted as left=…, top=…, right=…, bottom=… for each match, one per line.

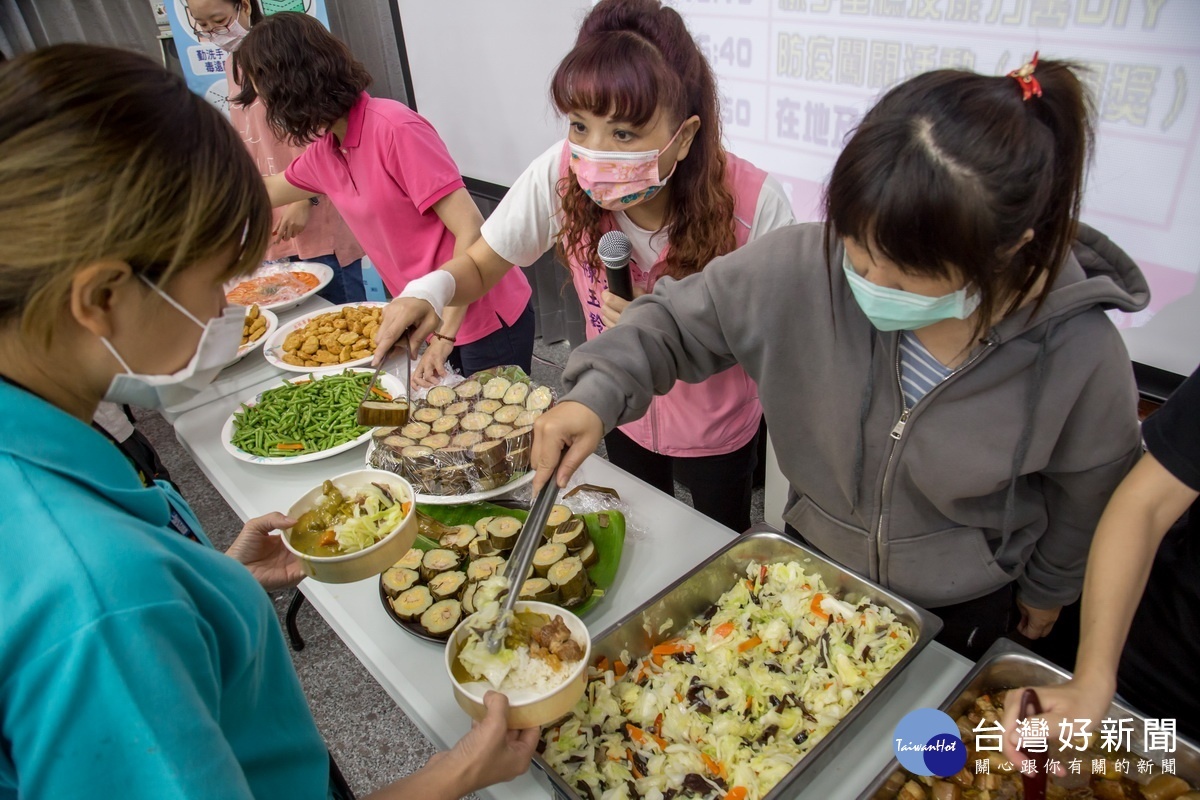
left=533, top=526, right=944, bottom=800
left=856, top=637, right=1200, bottom=799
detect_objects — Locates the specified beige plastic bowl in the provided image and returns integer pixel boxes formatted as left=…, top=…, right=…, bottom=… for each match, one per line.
left=283, top=468, right=418, bottom=584
left=445, top=600, right=591, bottom=730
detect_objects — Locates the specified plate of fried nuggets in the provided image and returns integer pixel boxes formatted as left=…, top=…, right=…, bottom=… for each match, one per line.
left=229, top=304, right=278, bottom=364
left=263, top=301, right=389, bottom=373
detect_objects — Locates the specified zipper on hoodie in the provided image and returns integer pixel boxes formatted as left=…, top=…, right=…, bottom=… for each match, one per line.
left=872, top=336, right=995, bottom=582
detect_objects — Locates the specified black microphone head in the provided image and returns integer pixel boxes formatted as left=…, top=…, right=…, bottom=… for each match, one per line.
left=598, top=230, right=633, bottom=269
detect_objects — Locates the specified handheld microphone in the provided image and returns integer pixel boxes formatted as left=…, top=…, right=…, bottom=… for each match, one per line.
left=598, top=230, right=634, bottom=301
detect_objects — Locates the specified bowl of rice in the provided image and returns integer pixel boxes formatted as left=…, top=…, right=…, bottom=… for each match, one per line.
left=445, top=600, right=590, bottom=729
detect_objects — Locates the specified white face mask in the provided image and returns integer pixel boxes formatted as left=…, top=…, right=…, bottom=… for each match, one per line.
left=102, top=275, right=242, bottom=410
left=197, top=16, right=249, bottom=52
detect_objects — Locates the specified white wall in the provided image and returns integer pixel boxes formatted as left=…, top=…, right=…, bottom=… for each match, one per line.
left=394, top=0, right=1200, bottom=377
left=394, top=0, right=593, bottom=187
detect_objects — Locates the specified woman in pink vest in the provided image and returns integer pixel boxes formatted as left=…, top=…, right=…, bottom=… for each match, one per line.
left=234, top=12, right=535, bottom=374
left=381, top=0, right=794, bottom=530
left=188, top=0, right=366, bottom=304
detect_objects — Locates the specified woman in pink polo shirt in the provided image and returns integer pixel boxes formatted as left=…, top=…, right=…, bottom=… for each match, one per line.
left=187, top=0, right=367, bottom=305
left=378, top=0, right=795, bottom=531
left=233, top=12, right=534, bottom=374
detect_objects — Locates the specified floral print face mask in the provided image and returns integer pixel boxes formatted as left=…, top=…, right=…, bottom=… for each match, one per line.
left=568, top=122, right=685, bottom=211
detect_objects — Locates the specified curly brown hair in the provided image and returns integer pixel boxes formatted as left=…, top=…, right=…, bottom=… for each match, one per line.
left=231, top=12, right=371, bottom=146
left=551, top=0, right=735, bottom=281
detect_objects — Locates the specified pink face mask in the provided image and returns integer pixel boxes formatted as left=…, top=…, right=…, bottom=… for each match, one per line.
left=197, top=16, right=249, bottom=52
left=568, top=123, right=686, bottom=211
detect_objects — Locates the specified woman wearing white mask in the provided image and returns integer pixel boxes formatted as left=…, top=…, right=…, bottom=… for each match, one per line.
left=528, top=56, right=1150, bottom=660
left=187, top=0, right=367, bottom=305
left=377, top=0, right=795, bottom=533
left=0, top=45, right=537, bottom=799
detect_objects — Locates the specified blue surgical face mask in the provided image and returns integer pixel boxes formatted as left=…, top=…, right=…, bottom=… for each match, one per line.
left=842, top=252, right=980, bottom=332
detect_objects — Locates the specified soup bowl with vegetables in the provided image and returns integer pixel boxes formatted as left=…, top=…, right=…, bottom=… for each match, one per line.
left=445, top=599, right=590, bottom=729
left=283, top=468, right=418, bottom=583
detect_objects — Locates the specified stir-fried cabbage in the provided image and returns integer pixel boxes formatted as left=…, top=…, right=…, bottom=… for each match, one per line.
left=331, top=484, right=406, bottom=553
left=457, top=602, right=518, bottom=686
left=541, top=561, right=915, bottom=800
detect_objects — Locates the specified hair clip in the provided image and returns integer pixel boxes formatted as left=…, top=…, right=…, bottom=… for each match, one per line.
left=1008, top=51, right=1043, bottom=101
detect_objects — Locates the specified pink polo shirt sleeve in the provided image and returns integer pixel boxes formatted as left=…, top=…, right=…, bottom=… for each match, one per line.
left=284, top=145, right=323, bottom=195
left=384, top=121, right=465, bottom=214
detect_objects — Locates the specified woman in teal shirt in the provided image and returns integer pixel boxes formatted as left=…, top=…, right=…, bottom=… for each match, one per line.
left=0, top=45, right=536, bottom=799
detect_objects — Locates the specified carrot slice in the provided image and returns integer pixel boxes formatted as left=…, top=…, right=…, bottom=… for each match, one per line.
left=651, top=638, right=695, bottom=666
left=274, top=442, right=305, bottom=451
left=653, top=713, right=664, bottom=737
left=811, top=593, right=829, bottom=619
left=318, top=529, right=337, bottom=547
left=651, top=638, right=694, bottom=655
left=627, top=723, right=667, bottom=751
left=889, top=630, right=899, bottom=638
left=759, top=564, right=769, bottom=584
left=712, top=621, right=735, bottom=639
left=613, top=660, right=628, bottom=678
left=596, top=656, right=610, bottom=672
left=369, top=386, right=393, bottom=400
left=724, top=788, right=748, bottom=800
left=737, top=636, right=762, bottom=653
left=702, top=752, right=727, bottom=779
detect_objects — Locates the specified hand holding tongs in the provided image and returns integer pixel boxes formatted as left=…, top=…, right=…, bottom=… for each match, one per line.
left=483, top=455, right=563, bottom=654
left=356, top=334, right=412, bottom=427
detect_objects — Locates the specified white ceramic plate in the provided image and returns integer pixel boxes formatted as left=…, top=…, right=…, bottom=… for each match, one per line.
left=224, top=261, right=334, bottom=312
left=262, top=301, right=388, bottom=374
left=229, top=305, right=279, bottom=363
left=362, top=439, right=536, bottom=504
left=221, top=369, right=405, bottom=466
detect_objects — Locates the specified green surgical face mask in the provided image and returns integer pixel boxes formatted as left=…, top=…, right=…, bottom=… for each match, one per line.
left=842, top=252, right=980, bottom=332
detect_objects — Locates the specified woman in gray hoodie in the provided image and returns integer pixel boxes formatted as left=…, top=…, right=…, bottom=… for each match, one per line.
left=531, top=56, right=1149, bottom=659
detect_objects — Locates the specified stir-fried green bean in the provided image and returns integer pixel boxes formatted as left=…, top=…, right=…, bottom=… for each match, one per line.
left=230, top=370, right=374, bottom=457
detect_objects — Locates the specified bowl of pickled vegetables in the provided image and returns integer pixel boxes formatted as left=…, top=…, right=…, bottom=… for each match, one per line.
left=283, top=468, right=418, bottom=583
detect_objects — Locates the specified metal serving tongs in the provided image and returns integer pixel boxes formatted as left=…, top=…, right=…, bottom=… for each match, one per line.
left=484, top=468, right=562, bottom=654
left=1017, top=688, right=1049, bottom=800
left=356, top=334, right=412, bottom=428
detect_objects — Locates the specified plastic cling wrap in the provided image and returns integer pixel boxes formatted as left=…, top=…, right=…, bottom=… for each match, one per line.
left=368, top=366, right=553, bottom=496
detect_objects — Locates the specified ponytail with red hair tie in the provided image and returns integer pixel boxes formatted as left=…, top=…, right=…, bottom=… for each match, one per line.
left=1008, top=51, right=1043, bottom=101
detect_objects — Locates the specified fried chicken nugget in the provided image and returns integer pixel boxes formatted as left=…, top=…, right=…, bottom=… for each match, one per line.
left=300, top=335, right=320, bottom=356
